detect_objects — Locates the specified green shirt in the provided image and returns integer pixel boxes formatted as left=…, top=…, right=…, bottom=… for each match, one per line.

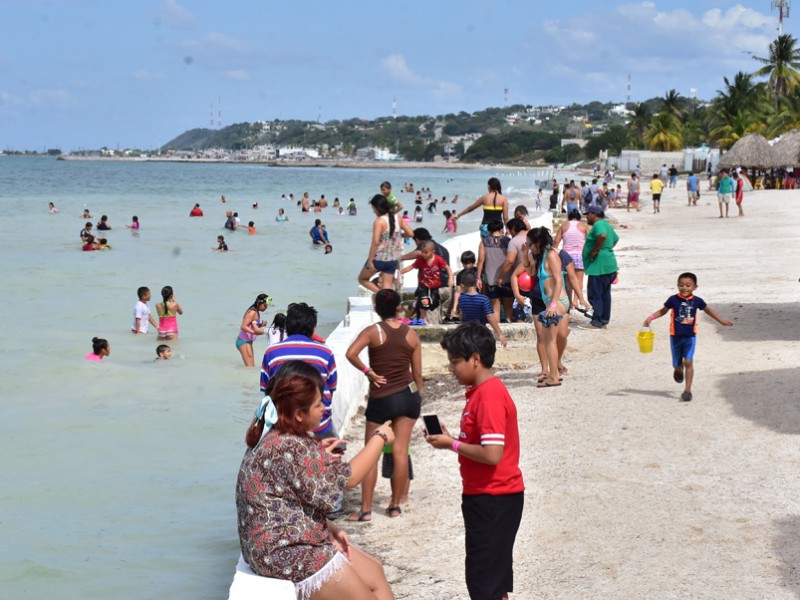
left=582, top=219, right=619, bottom=276
left=386, top=192, right=400, bottom=212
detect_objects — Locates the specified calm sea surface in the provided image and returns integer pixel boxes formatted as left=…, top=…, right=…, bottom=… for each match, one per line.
left=0, top=157, right=549, bottom=599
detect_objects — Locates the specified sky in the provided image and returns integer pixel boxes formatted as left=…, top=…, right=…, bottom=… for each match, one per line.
left=0, top=0, right=793, bottom=151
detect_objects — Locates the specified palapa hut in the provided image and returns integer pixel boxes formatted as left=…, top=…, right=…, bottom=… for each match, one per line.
left=771, top=129, right=800, bottom=169
left=718, top=133, right=778, bottom=171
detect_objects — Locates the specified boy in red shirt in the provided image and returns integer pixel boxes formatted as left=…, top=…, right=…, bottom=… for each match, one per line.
left=425, top=322, right=524, bottom=600
left=400, top=240, right=453, bottom=324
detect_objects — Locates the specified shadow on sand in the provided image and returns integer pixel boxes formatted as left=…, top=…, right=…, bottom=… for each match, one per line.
left=773, top=516, right=800, bottom=594
left=713, top=302, right=800, bottom=342
left=718, top=367, right=800, bottom=434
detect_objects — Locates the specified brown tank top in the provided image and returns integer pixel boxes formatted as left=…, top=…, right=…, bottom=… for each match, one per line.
left=368, top=321, right=414, bottom=398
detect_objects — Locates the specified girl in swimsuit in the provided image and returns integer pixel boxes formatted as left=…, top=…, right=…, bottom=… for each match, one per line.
left=528, top=227, right=569, bottom=388
left=452, top=177, right=508, bottom=237
left=358, top=194, right=415, bottom=293
left=237, top=293, right=270, bottom=367
left=156, top=285, right=183, bottom=341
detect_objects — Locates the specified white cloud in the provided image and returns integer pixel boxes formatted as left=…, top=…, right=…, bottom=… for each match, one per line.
left=158, top=0, right=198, bottom=30
left=133, top=69, right=165, bottom=81
left=0, top=90, right=22, bottom=108
left=224, top=70, right=250, bottom=81
left=380, top=54, right=460, bottom=97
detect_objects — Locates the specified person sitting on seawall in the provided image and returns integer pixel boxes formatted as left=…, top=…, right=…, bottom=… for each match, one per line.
left=189, top=203, right=204, bottom=217
left=236, top=360, right=396, bottom=600
left=85, top=337, right=110, bottom=361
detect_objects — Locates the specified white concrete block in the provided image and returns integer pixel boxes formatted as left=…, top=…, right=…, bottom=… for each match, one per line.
left=228, top=555, right=296, bottom=600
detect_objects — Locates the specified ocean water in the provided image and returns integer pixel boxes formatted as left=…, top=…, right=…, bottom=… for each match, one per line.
left=0, top=157, right=549, bottom=599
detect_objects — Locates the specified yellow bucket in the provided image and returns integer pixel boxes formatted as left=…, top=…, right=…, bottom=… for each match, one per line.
left=637, top=328, right=655, bottom=353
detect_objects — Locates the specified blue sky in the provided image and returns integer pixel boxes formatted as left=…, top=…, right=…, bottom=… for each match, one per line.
left=0, top=0, right=791, bottom=150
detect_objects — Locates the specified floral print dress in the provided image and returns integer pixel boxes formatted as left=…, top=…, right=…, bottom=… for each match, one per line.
left=236, top=430, right=351, bottom=582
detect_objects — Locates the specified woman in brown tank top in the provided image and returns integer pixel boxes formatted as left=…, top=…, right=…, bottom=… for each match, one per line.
left=345, top=289, right=423, bottom=521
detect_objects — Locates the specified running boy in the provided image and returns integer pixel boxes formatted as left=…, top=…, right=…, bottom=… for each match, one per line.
left=650, top=173, right=664, bottom=214
left=132, top=287, right=158, bottom=334
left=456, top=271, right=508, bottom=347
left=425, top=323, right=524, bottom=600
left=400, top=240, right=453, bottom=325
left=643, top=272, right=733, bottom=401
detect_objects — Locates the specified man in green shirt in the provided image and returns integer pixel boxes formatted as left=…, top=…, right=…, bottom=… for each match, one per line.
left=581, top=205, right=619, bottom=329
left=716, top=169, right=733, bottom=218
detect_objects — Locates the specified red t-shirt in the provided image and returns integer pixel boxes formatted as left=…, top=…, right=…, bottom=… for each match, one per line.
left=412, top=255, right=447, bottom=289
left=457, top=376, right=524, bottom=496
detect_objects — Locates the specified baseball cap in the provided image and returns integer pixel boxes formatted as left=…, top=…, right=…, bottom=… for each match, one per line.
left=586, top=205, right=604, bottom=215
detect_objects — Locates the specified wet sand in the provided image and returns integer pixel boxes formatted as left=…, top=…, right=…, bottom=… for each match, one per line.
left=340, top=184, right=800, bottom=599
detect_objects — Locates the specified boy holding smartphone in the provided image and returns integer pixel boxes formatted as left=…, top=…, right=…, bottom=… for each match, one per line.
left=425, top=322, right=524, bottom=600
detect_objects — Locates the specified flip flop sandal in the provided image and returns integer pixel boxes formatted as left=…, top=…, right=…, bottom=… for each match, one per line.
left=346, top=511, right=372, bottom=522
left=386, top=505, right=402, bottom=518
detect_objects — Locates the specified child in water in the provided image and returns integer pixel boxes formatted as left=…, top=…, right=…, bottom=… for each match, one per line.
left=324, top=244, right=333, bottom=254
left=49, top=202, right=59, bottom=214
left=213, top=235, right=228, bottom=251
left=155, top=344, right=172, bottom=360
left=248, top=221, right=256, bottom=235
left=442, top=210, right=457, bottom=234
left=126, top=216, right=139, bottom=230
left=85, top=337, right=110, bottom=361
left=156, top=285, right=183, bottom=340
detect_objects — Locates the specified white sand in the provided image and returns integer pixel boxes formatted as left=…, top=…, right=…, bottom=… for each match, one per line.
left=341, top=184, right=800, bottom=599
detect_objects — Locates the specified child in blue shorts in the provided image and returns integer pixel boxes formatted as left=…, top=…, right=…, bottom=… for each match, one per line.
left=643, top=272, right=733, bottom=401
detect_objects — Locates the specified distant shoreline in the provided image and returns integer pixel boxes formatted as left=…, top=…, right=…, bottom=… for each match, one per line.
left=56, top=155, right=551, bottom=171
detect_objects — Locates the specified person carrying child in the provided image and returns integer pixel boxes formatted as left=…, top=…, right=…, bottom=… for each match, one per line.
left=456, top=271, right=507, bottom=347
left=425, top=323, right=524, bottom=600
left=643, top=272, right=733, bottom=402
left=400, top=240, right=453, bottom=325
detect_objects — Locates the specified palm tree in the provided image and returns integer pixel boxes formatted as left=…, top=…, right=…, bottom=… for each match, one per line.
left=708, top=107, right=767, bottom=150
left=767, top=89, right=800, bottom=136
left=660, top=89, right=687, bottom=122
left=626, top=103, right=650, bottom=148
left=644, top=112, right=683, bottom=151
left=715, top=71, right=764, bottom=115
left=752, top=34, right=800, bottom=109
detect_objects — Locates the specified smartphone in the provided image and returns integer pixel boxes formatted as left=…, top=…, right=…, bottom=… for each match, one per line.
left=331, top=442, right=347, bottom=454
left=422, top=414, right=443, bottom=436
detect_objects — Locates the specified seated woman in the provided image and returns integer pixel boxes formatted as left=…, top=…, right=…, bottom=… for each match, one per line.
left=236, top=361, right=395, bottom=600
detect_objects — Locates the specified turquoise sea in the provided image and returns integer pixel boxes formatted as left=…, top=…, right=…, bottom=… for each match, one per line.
left=0, top=157, right=549, bottom=599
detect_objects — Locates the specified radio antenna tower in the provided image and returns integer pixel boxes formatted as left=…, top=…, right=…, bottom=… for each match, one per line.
left=318, top=105, right=322, bottom=123
left=627, top=74, right=631, bottom=103
left=773, top=0, right=791, bottom=35
left=392, top=96, right=397, bottom=119
left=210, top=101, right=214, bottom=127
left=217, top=97, right=222, bottom=128
left=504, top=87, right=508, bottom=106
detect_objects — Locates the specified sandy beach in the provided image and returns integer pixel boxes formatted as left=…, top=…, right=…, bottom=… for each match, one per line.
left=340, top=184, right=800, bottom=599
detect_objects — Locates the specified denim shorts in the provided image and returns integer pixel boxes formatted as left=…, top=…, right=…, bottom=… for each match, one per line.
left=371, top=259, right=398, bottom=274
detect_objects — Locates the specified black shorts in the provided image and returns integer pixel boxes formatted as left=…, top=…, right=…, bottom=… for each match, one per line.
left=364, top=386, right=422, bottom=423
left=415, top=285, right=441, bottom=311
left=485, top=283, right=513, bottom=300
left=381, top=453, right=414, bottom=480
left=653, top=193, right=662, bottom=201
left=463, top=492, right=524, bottom=600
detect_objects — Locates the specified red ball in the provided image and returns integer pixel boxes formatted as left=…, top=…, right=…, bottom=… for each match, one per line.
left=518, top=272, right=533, bottom=292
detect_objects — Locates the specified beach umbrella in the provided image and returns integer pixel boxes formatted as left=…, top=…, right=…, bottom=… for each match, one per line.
left=771, top=129, right=800, bottom=168
left=718, top=133, right=779, bottom=170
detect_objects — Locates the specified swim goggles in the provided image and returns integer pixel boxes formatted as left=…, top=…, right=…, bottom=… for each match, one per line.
left=258, top=295, right=272, bottom=307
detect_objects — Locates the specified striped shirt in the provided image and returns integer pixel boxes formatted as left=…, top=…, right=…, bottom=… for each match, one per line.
left=459, top=293, right=493, bottom=325
left=260, top=334, right=338, bottom=435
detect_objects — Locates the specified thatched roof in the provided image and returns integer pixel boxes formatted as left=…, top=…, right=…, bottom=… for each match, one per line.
left=771, top=129, right=800, bottom=168
left=718, top=133, right=778, bottom=170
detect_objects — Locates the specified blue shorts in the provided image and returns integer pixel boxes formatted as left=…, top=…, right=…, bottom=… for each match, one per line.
left=371, top=259, right=398, bottom=275
left=670, top=335, right=697, bottom=368
left=235, top=337, right=253, bottom=350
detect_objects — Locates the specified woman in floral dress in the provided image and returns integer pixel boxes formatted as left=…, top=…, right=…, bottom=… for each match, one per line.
left=236, top=360, right=396, bottom=599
